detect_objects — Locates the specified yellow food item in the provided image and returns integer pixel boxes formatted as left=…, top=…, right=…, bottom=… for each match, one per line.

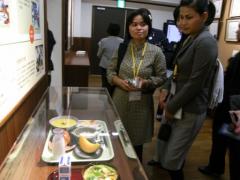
left=51, top=118, right=77, bottom=128
left=78, top=135, right=100, bottom=153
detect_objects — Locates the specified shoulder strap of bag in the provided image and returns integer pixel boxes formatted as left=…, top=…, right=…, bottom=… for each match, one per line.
left=116, top=41, right=129, bottom=74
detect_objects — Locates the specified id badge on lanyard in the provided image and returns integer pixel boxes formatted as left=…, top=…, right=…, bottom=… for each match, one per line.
left=170, top=80, right=182, bottom=119
left=128, top=42, right=146, bottom=102
left=129, top=91, right=142, bottom=101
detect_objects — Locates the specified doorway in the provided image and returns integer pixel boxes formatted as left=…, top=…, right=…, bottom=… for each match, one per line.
left=91, top=6, right=134, bottom=74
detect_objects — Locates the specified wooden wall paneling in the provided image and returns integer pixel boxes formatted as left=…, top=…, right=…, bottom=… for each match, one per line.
left=72, top=37, right=92, bottom=56
left=64, top=65, right=89, bottom=86
left=218, top=0, right=240, bottom=68
left=6, top=117, right=17, bottom=151
left=0, top=76, right=48, bottom=164
left=72, top=37, right=81, bottom=50
left=0, top=123, right=9, bottom=164
left=64, top=51, right=90, bottom=87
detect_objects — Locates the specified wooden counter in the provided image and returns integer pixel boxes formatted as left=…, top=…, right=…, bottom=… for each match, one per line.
left=0, top=87, right=148, bottom=180
left=64, top=51, right=90, bottom=87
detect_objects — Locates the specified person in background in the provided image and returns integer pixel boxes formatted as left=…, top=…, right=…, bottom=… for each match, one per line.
left=141, top=8, right=171, bottom=70
left=0, top=0, right=9, bottom=24
left=107, top=8, right=167, bottom=162
left=47, top=23, right=56, bottom=85
left=150, top=0, right=217, bottom=179
left=97, top=23, right=123, bottom=94
left=198, top=23, right=240, bottom=180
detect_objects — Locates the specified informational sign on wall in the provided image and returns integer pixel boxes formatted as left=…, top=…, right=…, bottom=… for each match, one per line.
left=0, top=0, right=45, bottom=123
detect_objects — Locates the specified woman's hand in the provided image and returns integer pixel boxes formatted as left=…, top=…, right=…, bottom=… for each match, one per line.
left=229, top=110, right=240, bottom=134
left=112, top=76, right=136, bottom=92
left=234, top=123, right=240, bottom=134
left=231, top=111, right=240, bottom=134
left=158, top=89, right=168, bottom=109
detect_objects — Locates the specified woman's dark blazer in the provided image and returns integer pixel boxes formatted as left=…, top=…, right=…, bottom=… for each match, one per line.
left=165, top=27, right=218, bottom=114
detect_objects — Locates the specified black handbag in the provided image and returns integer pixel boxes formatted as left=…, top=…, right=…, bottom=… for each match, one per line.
left=157, top=123, right=172, bottom=141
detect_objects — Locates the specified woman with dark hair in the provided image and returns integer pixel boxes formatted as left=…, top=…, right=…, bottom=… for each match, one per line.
left=152, top=0, right=217, bottom=179
left=97, top=23, right=123, bottom=93
left=107, top=8, right=167, bottom=161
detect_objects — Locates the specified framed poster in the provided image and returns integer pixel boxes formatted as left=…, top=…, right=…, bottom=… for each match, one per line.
left=229, top=0, right=240, bottom=17
left=213, top=0, right=223, bottom=19
left=209, top=20, right=220, bottom=39
left=225, top=19, right=240, bottom=42
left=0, top=0, right=45, bottom=124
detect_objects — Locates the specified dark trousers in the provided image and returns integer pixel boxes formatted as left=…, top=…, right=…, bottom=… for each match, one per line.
left=208, top=102, right=240, bottom=180
left=166, top=161, right=185, bottom=180
left=228, top=138, right=240, bottom=180
left=208, top=103, right=228, bottom=174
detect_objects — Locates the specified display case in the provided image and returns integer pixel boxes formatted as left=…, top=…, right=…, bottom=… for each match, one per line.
left=0, top=87, right=148, bottom=180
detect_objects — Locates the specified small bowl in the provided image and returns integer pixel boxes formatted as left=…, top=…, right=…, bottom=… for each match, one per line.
left=82, top=163, right=119, bottom=180
left=71, top=126, right=98, bottom=140
left=49, top=115, right=78, bottom=129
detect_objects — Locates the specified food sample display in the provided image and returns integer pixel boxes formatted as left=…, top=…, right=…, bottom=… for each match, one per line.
left=48, top=130, right=76, bottom=152
left=41, top=119, right=114, bottom=163
left=83, top=164, right=118, bottom=180
left=78, top=135, right=100, bottom=153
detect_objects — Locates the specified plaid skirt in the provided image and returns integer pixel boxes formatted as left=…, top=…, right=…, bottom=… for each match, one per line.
left=112, top=88, right=154, bottom=145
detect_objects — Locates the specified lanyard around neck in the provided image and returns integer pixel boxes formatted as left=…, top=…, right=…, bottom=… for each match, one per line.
left=131, top=42, right=147, bottom=78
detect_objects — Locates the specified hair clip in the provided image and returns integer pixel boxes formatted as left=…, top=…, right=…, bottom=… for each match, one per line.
left=148, top=14, right=152, bottom=20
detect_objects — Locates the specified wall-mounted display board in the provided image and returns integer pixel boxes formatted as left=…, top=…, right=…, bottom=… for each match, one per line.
left=209, top=20, right=220, bottom=39
left=0, top=0, right=45, bottom=124
left=225, top=18, right=240, bottom=42
left=212, top=0, right=223, bottom=19
left=229, top=0, right=240, bottom=18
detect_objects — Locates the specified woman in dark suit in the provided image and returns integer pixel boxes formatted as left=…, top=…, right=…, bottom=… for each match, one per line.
left=154, top=0, right=217, bottom=179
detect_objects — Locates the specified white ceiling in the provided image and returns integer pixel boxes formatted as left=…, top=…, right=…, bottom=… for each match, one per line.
left=127, top=0, right=181, bottom=6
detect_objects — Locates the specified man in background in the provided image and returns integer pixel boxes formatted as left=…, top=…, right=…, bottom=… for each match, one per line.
left=97, top=23, right=123, bottom=94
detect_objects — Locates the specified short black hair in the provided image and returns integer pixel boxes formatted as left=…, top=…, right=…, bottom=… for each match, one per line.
left=125, top=8, right=152, bottom=40
left=180, top=0, right=216, bottom=26
left=173, top=6, right=180, bottom=24
left=107, top=23, right=120, bottom=36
